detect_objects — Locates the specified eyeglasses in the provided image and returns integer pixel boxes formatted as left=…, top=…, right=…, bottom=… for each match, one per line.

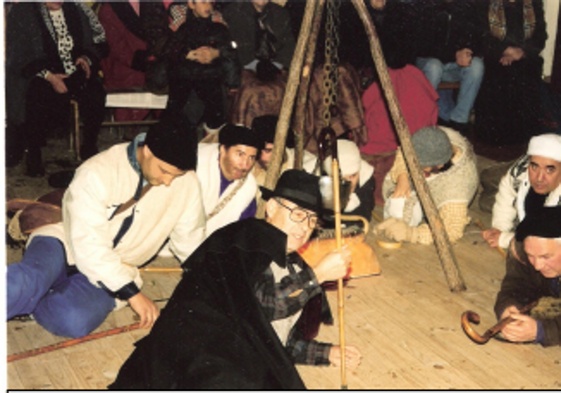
left=275, top=198, right=318, bottom=229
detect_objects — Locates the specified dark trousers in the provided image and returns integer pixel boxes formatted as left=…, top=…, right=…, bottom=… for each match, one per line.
left=166, top=78, right=226, bottom=130
left=24, top=73, right=106, bottom=152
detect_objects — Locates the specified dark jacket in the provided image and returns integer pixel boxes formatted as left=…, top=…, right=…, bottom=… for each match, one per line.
left=163, top=12, right=240, bottom=87
left=6, top=2, right=107, bottom=125
left=495, top=241, right=561, bottom=347
left=222, top=2, right=295, bottom=69
left=109, top=219, right=322, bottom=389
left=414, top=0, right=483, bottom=63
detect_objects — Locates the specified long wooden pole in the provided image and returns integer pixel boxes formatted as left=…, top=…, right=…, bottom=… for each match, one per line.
left=351, top=0, right=466, bottom=292
left=257, top=0, right=318, bottom=217
left=292, top=0, right=325, bottom=170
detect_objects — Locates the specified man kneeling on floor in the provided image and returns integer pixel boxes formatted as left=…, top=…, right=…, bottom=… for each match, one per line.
left=109, top=170, right=362, bottom=389
left=7, top=118, right=206, bottom=338
left=495, top=206, right=561, bottom=346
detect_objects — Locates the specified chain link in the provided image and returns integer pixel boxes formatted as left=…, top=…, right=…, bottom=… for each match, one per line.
left=322, top=0, right=341, bottom=128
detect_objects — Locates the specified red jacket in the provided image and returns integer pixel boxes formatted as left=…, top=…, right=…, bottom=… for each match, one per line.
left=360, top=65, right=438, bottom=155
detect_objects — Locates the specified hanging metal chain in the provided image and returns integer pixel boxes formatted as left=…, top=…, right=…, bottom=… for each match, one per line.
left=322, top=0, right=341, bottom=128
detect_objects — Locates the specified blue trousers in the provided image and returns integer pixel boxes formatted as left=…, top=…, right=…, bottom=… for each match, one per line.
left=416, top=57, right=484, bottom=124
left=7, top=236, right=116, bottom=338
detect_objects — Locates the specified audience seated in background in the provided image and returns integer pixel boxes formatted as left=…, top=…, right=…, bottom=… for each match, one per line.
left=376, top=126, right=478, bottom=245
left=495, top=206, right=561, bottom=347
left=6, top=2, right=108, bottom=176
left=197, top=124, right=263, bottom=237
left=474, top=0, right=547, bottom=146
left=482, top=134, right=561, bottom=250
left=161, top=0, right=240, bottom=138
left=98, top=1, right=151, bottom=138
left=413, top=0, right=484, bottom=135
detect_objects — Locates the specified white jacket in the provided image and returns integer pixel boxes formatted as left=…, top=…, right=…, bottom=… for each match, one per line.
left=197, top=143, right=258, bottom=237
left=29, top=142, right=206, bottom=305
left=492, top=155, right=561, bottom=248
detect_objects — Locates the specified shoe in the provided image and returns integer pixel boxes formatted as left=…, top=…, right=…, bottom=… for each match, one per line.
left=437, top=117, right=451, bottom=127
left=25, top=148, right=45, bottom=177
left=448, top=120, right=470, bottom=136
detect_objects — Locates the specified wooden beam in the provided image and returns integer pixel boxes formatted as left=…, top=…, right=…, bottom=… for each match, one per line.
left=350, top=0, right=466, bottom=292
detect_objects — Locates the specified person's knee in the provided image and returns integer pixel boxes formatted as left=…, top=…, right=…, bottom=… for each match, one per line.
left=38, top=302, right=102, bottom=338
left=465, top=57, right=485, bottom=81
left=420, top=58, right=444, bottom=81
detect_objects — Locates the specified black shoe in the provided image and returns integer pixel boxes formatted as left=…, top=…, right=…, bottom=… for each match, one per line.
left=449, top=120, right=470, bottom=135
left=437, top=117, right=452, bottom=127
left=25, top=149, right=45, bottom=177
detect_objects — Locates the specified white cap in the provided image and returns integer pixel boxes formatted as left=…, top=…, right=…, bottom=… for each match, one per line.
left=527, top=133, right=561, bottom=162
left=322, top=140, right=361, bottom=176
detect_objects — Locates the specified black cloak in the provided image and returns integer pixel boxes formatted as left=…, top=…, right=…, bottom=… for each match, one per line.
left=109, top=218, right=309, bottom=389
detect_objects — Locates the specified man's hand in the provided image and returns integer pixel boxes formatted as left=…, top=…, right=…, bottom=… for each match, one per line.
left=374, top=218, right=418, bottom=243
left=186, top=46, right=220, bottom=64
left=392, top=173, right=411, bottom=198
left=75, top=56, right=91, bottom=79
left=329, top=345, right=362, bottom=370
left=46, top=72, right=69, bottom=94
left=312, top=248, right=351, bottom=284
left=503, top=46, right=524, bottom=62
left=482, top=228, right=501, bottom=248
left=456, top=48, right=473, bottom=67
left=128, top=292, right=160, bottom=329
left=500, top=308, right=538, bottom=343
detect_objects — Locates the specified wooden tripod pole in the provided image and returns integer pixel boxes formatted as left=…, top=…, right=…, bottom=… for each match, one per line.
left=293, top=0, right=325, bottom=169
left=351, top=0, right=466, bottom=292
left=257, top=0, right=319, bottom=217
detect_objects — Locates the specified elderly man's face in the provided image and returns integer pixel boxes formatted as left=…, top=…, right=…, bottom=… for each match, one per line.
left=219, top=144, right=258, bottom=181
left=524, top=236, right=561, bottom=278
left=188, top=0, right=214, bottom=18
left=139, top=145, right=187, bottom=187
left=266, top=198, right=317, bottom=253
left=528, top=155, right=561, bottom=195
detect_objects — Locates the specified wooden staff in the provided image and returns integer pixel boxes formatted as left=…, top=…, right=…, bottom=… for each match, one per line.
left=474, top=219, right=507, bottom=259
left=8, top=322, right=140, bottom=363
left=257, top=0, right=318, bottom=217
left=351, top=0, right=465, bottom=292
left=139, top=267, right=182, bottom=273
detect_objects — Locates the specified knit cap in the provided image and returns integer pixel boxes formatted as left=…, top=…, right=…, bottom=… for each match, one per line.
left=411, top=126, right=453, bottom=167
left=527, top=133, right=561, bottom=162
left=322, top=140, right=362, bottom=176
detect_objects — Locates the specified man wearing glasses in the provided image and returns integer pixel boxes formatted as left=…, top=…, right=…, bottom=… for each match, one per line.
left=110, top=170, right=362, bottom=389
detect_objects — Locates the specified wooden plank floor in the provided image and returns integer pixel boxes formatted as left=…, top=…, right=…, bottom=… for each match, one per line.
left=6, top=156, right=561, bottom=390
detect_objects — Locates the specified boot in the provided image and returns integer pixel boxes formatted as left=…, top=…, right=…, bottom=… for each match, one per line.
left=25, top=148, right=45, bottom=177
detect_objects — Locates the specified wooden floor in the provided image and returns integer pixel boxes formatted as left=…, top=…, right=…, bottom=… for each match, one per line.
left=6, top=156, right=561, bottom=390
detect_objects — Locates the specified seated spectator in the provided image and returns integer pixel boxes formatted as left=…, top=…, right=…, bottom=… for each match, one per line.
left=322, top=140, right=375, bottom=222
left=109, top=170, right=361, bottom=389
left=495, top=206, right=561, bottom=347
left=474, top=0, right=547, bottom=146
left=376, top=126, right=478, bottom=245
left=98, top=1, right=150, bottom=138
left=482, top=134, right=561, bottom=250
left=360, top=64, right=439, bottom=205
left=161, top=0, right=240, bottom=136
left=414, top=0, right=484, bottom=135
left=197, top=124, right=263, bottom=237
left=222, top=0, right=295, bottom=74
left=6, top=2, right=108, bottom=176
left=7, top=118, right=205, bottom=338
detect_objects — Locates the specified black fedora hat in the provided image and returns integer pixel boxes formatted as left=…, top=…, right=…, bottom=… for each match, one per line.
left=260, top=169, right=321, bottom=214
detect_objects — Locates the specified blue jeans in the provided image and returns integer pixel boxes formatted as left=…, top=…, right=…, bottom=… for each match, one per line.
left=416, top=57, right=484, bottom=124
left=7, top=236, right=116, bottom=338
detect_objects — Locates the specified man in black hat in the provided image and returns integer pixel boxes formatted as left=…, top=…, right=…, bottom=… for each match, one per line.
left=7, top=118, right=206, bottom=339
left=494, top=206, right=561, bottom=347
left=109, top=169, right=362, bottom=389
left=197, top=123, right=264, bottom=236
